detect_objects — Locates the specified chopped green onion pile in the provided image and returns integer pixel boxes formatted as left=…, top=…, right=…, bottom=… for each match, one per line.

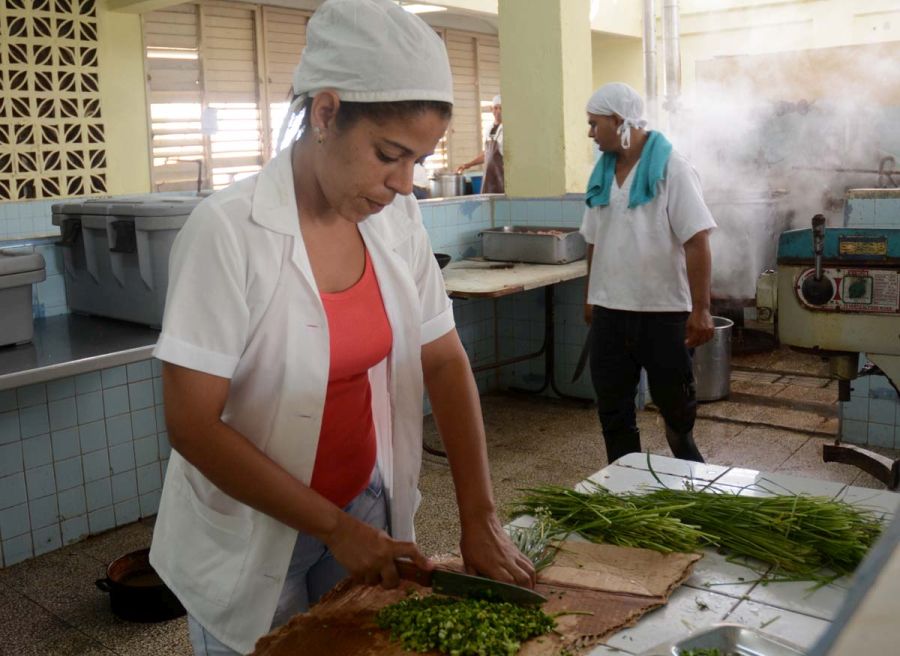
left=512, top=480, right=883, bottom=583
left=375, top=593, right=556, bottom=656
left=680, top=649, right=732, bottom=656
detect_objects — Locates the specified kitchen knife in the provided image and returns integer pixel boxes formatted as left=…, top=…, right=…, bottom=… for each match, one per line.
left=395, top=560, right=546, bottom=606
left=571, top=326, right=592, bottom=383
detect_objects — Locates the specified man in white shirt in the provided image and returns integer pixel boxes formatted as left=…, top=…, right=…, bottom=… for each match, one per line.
left=580, top=83, right=716, bottom=464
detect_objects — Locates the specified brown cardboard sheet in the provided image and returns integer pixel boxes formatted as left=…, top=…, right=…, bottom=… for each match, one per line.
left=252, top=542, right=702, bottom=656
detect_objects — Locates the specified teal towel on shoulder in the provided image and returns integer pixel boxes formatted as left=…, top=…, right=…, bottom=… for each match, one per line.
left=585, top=131, right=673, bottom=209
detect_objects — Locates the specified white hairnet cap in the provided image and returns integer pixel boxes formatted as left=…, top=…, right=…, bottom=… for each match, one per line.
left=293, top=0, right=453, bottom=104
left=492, top=95, right=502, bottom=106
left=586, top=82, right=647, bottom=149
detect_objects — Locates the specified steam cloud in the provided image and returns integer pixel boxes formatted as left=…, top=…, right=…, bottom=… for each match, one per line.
left=659, top=43, right=900, bottom=301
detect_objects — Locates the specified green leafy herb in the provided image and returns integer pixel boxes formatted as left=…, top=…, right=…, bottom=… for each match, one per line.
left=510, top=483, right=713, bottom=555
left=511, top=477, right=883, bottom=584
left=508, top=511, right=563, bottom=571
left=375, top=593, right=556, bottom=655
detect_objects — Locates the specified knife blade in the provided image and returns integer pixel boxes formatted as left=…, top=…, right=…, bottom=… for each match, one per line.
left=571, top=326, right=592, bottom=383
left=395, top=560, right=546, bottom=606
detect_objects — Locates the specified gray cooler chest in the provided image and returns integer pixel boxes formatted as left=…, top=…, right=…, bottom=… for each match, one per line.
left=52, top=196, right=201, bottom=328
left=0, top=248, right=46, bottom=346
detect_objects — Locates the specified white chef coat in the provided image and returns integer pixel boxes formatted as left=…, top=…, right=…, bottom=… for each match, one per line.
left=149, top=146, right=454, bottom=654
left=579, top=151, right=716, bottom=312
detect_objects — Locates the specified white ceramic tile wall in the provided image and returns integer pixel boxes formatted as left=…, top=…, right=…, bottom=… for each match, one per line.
left=0, top=199, right=58, bottom=240
left=0, top=358, right=168, bottom=567
left=840, top=359, right=900, bottom=448
left=0, top=238, right=69, bottom=320
left=419, top=197, right=496, bottom=412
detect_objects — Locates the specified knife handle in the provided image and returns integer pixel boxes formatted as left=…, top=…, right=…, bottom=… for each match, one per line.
left=395, top=559, right=434, bottom=586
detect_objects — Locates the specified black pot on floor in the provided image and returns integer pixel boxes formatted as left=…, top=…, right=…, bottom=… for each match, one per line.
left=95, top=548, right=185, bottom=622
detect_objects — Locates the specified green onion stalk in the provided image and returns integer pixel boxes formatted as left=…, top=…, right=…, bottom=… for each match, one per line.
left=511, top=478, right=883, bottom=584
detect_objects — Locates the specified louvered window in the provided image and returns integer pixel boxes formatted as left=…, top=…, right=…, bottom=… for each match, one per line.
left=143, top=3, right=498, bottom=187
left=439, top=30, right=500, bottom=173
left=260, top=6, right=307, bottom=157
left=144, top=1, right=271, bottom=192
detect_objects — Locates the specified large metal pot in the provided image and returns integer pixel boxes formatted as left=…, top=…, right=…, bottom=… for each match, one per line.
left=95, top=548, right=185, bottom=622
left=705, top=196, right=786, bottom=303
left=692, top=316, right=733, bottom=402
left=431, top=173, right=465, bottom=198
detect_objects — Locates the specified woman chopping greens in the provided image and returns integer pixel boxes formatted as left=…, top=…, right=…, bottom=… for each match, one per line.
left=148, top=1, right=534, bottom=653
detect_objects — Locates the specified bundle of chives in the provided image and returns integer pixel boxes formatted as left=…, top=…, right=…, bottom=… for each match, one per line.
left=512, top=481, right=884, bottom=583
left=634, top=486, right=883, bottom=580
left=510, top=484, right=714, bottom=555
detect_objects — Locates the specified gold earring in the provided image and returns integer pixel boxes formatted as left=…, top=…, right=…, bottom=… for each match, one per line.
left=314, top=127, right=325, bottom=144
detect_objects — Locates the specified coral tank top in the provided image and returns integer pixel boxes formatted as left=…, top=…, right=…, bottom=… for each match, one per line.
left=310, top=251, right=392, bottom=508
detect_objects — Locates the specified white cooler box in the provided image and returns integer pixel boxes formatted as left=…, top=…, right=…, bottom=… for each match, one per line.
left=0, top=248, right=46, bottom=347
left=52, top=196, right=202, bottom=328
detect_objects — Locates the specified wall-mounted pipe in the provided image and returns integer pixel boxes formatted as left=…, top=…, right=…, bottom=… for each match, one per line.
left=642, top=0, right=658, bottom=125
left=662, top=0, right=681, bottom=112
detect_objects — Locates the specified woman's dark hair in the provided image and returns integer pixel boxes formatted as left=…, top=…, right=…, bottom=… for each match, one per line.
left=298, top=96, right=452, bottom=135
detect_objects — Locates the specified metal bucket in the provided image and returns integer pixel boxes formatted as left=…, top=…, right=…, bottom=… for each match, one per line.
left=432, top=173, right=465, bottom=198
left=692, top=316, right=733, bottom=402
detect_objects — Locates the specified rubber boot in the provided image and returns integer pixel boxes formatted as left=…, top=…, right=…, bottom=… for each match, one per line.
left=664, top=425, right=704, bottom=463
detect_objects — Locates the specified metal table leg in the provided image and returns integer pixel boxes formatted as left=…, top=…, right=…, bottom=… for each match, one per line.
left=508, top=286, right=593, bottom=405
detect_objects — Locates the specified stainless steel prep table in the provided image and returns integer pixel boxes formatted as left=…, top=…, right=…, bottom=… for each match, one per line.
left=0, top=314, right=159, bottom=391
left=507, top=453, right=900, bottom=656
left=442, top=258, right=589, bottom=403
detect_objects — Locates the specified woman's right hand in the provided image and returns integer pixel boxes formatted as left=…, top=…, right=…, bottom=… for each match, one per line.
left=324, top=512, right=432, bottom=589
left=455, top=164, right=466, bottom=174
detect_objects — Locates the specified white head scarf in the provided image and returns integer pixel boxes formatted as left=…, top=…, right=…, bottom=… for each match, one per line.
left=585, top=82, right=647, bottom=150
left=492, top=95, right=501, bottom=107
left=276, top=0, right=454, bottom=149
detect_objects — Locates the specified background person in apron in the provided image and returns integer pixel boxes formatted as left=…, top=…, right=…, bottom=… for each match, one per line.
left=456, top=95, right=504, bottom=193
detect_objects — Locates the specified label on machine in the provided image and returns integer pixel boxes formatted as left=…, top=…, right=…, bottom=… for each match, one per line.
left=796, top=267, right=899, bottom=313
left=838, top=236, right=888, bottom=257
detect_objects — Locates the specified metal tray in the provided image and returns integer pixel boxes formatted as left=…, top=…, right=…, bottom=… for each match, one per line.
left=638, top=623, right=805, bottom=656
left=481, top=225, right=586, bottom=264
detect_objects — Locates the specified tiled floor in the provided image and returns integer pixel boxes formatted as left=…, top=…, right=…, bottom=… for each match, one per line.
left=0, top=348, right=897, bottom=655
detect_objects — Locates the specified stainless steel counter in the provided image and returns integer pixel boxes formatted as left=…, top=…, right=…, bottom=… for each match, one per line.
left=0, top=315, right=159, bottom=391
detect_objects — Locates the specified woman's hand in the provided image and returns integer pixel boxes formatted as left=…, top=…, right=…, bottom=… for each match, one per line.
left=455, top=164, right=467, bottom=174
left=459, top=515, right=536, bottom=589
left=325, top=513, right=432, bottom=589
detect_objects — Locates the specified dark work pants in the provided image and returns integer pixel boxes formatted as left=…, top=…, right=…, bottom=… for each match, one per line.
left=589, top=306, right=703, bottom=463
